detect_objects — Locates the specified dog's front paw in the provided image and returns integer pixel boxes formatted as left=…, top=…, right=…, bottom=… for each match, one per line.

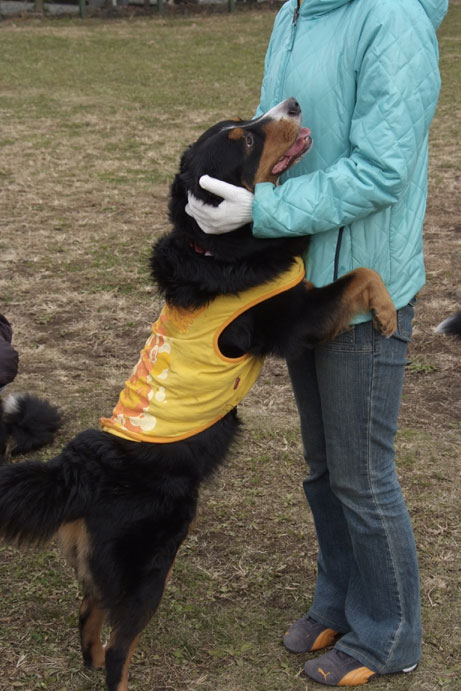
left=357, top=269, right=396, bottom=337
left=372, top=304, right=397, bottom=337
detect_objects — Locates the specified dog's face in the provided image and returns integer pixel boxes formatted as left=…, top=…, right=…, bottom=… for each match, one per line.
left=157, top=98, right=312, bottom=302
left=177, top=98, right=312, bottom=205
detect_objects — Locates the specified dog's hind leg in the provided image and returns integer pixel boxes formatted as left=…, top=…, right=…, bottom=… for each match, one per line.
left=104, top=559, right=178, bottom=691
left=58, top=522, right=107, bottom=669
left=79, top=595, right=107, bottom=669
left=105, top=627, right=141, bottom=691
left=105, top=603, right=161, bottom=691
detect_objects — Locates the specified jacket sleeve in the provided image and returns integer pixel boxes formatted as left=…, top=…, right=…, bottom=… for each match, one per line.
left=252, top=6, right=442, bottom=238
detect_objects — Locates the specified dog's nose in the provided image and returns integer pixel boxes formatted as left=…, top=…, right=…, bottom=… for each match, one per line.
left=287, top=98, right=301, bottom=117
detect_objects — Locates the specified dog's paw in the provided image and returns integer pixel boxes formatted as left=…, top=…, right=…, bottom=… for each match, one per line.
left=356, top=269, right=396, bottom=337
left=372, top=302, right=397, bottom=337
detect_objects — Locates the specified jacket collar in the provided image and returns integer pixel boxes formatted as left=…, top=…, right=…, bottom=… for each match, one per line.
left=296, top=0, right=351, bottom=19
left=417, top=0, right=448, bottom=30
left=295, top=0, right=447, bottom=28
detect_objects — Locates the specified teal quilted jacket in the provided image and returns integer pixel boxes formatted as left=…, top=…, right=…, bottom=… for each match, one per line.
left=252, top=0, right=448, bottom=319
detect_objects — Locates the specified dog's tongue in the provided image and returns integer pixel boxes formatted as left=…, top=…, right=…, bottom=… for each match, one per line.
left=272, top=127, right=311, bottom=175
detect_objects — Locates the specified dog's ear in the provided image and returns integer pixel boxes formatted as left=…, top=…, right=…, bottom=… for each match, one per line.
left=171, top=118, right=249, bottom=207
left=174, top=145, right=224, bottom=207
left=174, top=147, right=199, bottom=197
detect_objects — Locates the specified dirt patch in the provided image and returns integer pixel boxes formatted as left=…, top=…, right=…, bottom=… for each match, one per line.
left=0, top=8, right=459, bottom=691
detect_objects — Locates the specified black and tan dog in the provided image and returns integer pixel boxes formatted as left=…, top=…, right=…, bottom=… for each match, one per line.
left=0, top=98, right=396, bottom=691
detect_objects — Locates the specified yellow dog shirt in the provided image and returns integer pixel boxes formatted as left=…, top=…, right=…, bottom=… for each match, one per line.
left=101, top=257, right=305, bottom=443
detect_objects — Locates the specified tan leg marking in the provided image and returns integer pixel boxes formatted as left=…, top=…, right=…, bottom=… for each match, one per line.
left=80, top=597, right=107, bottom=669
left=108, top=633, right=141, bottom=691
left=59, top=521, right=105, bottom=668
left=58, top=519, right=93, bottom=585
left=165, top=559, right=176, bottom=587
left=345, top=268, right=397, bottom=337
left=327, top=268, right=397, bottom=341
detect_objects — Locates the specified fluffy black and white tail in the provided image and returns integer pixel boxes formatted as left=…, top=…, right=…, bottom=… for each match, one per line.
left=0, top=450, right=87, bottom=545
left=2, top=393, right=62, bottom=457
left=435, top=311, right=461, bottom=338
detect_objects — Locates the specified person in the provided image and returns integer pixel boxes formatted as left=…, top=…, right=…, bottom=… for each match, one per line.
left=185, top=0, right=448, bottom=685
left=0, top=314, right=20, bottom=463
left=0, top=314, right=62, bottom=464
left=0, top=314, right=19, bottom=393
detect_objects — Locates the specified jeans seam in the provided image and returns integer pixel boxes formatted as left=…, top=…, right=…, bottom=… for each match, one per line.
left=335, top=641, right=381, bottom=673
left=367, top=336, right=404, bottom=672
left=325, top=346, right=372, bottom=354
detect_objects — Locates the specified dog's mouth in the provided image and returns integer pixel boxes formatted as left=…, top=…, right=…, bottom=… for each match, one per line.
left=271, top=127, right=312, bottom=176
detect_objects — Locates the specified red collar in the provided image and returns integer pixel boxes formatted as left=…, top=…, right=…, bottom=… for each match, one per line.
left=190, top=241, right=213, bottom=257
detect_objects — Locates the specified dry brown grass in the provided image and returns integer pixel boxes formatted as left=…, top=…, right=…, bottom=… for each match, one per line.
left=0, top=6, right=460, bottom=691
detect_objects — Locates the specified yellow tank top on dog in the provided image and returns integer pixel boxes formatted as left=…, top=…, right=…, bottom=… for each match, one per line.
left=101, top=258, right=305, bottom=443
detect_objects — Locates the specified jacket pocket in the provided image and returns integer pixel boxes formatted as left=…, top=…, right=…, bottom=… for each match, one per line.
left=393, top=301, right=415, bottom=344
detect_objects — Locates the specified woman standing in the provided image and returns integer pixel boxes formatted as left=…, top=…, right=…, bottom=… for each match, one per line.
left=186, top=0, right=448, bottom=685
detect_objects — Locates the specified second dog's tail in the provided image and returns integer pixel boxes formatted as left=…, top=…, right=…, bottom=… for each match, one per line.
left=3, top=393, right=62, bottom=456
left=435, top=311, right=461, bottom=337
left=0, top=448, right=89, bottom=546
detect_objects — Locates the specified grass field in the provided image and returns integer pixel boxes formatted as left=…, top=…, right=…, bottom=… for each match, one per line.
left=0, top=5, right=460, bottom=691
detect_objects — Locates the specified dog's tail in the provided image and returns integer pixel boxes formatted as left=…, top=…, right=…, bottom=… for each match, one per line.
left=3, top=393, right=62, bottom=457
left=0, top=444, right=90, bottom=546
left=435, top=311, right=461, bottom=337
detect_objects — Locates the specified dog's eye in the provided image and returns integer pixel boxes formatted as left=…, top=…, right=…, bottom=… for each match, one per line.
left=244, top=133, right=254, bottom=149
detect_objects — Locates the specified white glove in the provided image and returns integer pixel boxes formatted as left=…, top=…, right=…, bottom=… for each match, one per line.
left=185, top=175, right=254, bottom=235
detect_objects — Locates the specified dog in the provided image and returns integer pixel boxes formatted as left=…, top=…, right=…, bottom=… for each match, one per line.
left=0, top=98, right=396, bottom=691
left=435, top=311, right=461, bottom=337
left=0, top=393, right=62, bottom=464
left=0, top=314, right=61, bottom=464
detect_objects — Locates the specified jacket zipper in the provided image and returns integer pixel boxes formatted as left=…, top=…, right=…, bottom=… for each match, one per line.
left=290, top=0, right=301, bottom=45
left=333, top=227, right=344, bottom=281
left=292, top=0, right=300, bottom=26
left=281, top=3, right=343, bottom=283
left=277, top=0, right=300, bottom=101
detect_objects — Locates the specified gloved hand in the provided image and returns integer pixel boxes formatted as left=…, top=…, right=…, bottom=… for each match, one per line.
left=185, top=175, right=254, bottom=235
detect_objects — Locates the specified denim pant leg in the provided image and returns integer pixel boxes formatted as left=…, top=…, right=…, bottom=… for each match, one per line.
left=287, top=350, right=354, bottom=634
left=287, top=304, right=421, bottom=673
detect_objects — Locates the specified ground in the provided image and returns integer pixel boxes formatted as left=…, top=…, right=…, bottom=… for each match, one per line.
left=0, top=6, right=459, bottom=690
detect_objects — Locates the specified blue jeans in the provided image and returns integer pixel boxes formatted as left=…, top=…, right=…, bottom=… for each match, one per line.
left=287, top=303, right=421, bottom=673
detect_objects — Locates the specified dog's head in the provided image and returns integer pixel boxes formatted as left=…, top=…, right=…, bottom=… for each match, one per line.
left=155, top=99, right=312, bottom=306
left=173, top=97, right=312, bottom=209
